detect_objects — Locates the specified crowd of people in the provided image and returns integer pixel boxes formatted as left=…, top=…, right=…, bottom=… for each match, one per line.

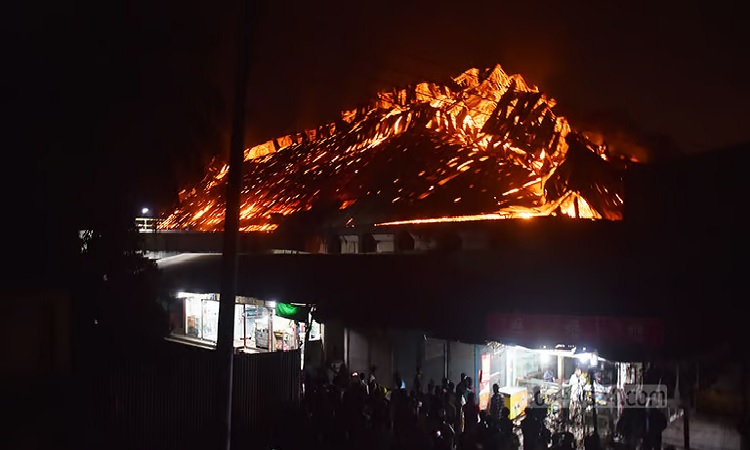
left=291, top=364, right=670, bottom=450
left=297, top=364, right=597, bottom=450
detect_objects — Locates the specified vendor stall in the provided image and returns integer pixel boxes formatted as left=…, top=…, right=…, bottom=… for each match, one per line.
left=477, top=342, right=641, bottom=448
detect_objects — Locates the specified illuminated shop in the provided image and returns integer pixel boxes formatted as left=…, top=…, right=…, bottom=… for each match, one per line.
left=473, top=341, right=642, bottom=447
left=172, top=292, right=321, bottom=353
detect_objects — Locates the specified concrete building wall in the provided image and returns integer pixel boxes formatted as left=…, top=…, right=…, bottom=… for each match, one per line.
left=324, top=324, right=492, bottom=393
left=423, top=338, right=447, bottom=388
left=347, top=328, right=369, bottom=374
left=449, top=341, right=476, bottom=386
left=340, top=235, right=359, bottom=254
left=390, top=329, right=421, bottom=390
left=334, top=328, right=393, bottom=385
left=368, top=329, right=393, bottom=389
left=323, top=320, right=345, bottom=364
left=411, top=233, right=438, bottom=252
left=372, top=234, right=395, bottom=253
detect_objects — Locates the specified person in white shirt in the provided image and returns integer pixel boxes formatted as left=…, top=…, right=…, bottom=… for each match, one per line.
left=569, top=367, right=586, bottom=418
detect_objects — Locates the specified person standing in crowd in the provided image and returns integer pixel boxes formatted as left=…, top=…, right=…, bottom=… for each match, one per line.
left=455, top=373, right=468, bottom=434
left=490, top=383, right=503, bottom=423
left=433, top=407, right=456, bottom=450
left=456, top=373, right=467, bottom=403
left=368, top=365, right=377, bottom=392
left=392, top=371, right=406, bottom=394
left=443, top=389, right=457, bottom=434
left=498, top=406, right=514, bottom=438
left=463, top=391, right=481, bottom=447
left=464, top=391, right=480, bottom=426
left=521, top=407, right=541, bottom=450
left=413, top=366, right=423, bottom=395
left=463, top=377, right=474, bottom=405
left=643, top=406, right=668, bottom=450
left=584, top=432, right=602, bottom=450
left=569, top=367, right=586, bottom=418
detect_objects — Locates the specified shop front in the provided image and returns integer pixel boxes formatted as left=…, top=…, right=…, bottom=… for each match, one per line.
left=474, top=341, right=640, bottom=445
left=172, top=292, right=321, bottom=355
left=481, top=313, right=664, bottom=446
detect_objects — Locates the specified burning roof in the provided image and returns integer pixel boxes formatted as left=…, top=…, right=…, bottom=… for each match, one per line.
left=160, top=64, right=628, bottom=232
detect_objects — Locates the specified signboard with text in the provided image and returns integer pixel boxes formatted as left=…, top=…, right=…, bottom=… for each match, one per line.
left=486, top=313, right=664, bottom=348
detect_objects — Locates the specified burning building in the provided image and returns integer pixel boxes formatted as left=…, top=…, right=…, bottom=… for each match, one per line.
left=160, top=64, right=630, bottom=233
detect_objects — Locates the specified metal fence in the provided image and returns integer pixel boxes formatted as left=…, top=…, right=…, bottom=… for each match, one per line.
left=86, top=346, right=300, bottom=450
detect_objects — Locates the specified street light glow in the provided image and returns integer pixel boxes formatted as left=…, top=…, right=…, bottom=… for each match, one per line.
left=142, top=207, right=150, bottom=215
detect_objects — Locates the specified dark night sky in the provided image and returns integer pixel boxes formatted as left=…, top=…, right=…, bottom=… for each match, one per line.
left=5, top=0, right=749, bottom=225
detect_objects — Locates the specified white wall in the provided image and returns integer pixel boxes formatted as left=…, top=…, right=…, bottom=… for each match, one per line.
left=340, top=235, right=359, bottom=254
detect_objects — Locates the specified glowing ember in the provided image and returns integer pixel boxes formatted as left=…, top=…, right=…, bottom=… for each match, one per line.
left=160, top=64, right=628, bottom=232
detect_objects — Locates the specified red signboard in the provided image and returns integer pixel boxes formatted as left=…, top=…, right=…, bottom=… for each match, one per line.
left=479, top=353, right=491, bottom=410
left=486, top=313, right=664, bottom=348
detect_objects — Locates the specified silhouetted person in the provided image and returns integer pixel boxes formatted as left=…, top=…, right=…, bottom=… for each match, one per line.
left=617, top=406, right=646, bottom=450
left=643, top=407, right=667, bottom=450
left=551, top=430, right=575, bottom=449
left=498, top=407, right=514, bottom=438
left=335, top=363, right=349, bottom=390
left=465, top=376, right=474, bottom=395
left=531, top=385, right=547, bottom=421
left=414, top=367, right=423, bottom=395
left=521, top=407, right=541, bottom=450
left=478, top=410, right=497, bottom=450
left=584, top=432, right=601, bottom=450
left=463, top=391, right=480, bottom=448
left=358, top=371, right=368, bottom=395
left=368, top=365, right=377, bottom=391
left=490, top=383, right=503, bottom=423
left=456, top=372, right=468, bottom=404
left=443, top=390, right=457, bottom=433
left=430, top=384, right=443, bottom=421
left=464, top=391, right=479, bottom=425
left=395, top=371, right=404, bottom=390
left=455, top=373, right=468, bottom=434
left=433, top=407, right=456, bottom=450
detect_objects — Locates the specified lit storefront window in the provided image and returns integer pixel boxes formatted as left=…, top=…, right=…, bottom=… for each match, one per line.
left=184, top=295, right=203, bottom=338
left=308, top=320, right=322, bottom=341
left=172, top=292, right=316, bottom=353
left=201, top=299, right=219, bottom=342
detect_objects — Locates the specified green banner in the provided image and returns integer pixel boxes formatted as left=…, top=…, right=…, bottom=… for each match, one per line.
left=275, top=303, right=310, bottom=322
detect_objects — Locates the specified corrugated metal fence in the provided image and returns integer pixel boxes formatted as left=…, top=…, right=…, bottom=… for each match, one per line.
left=86, top=346, right=300, bottom=450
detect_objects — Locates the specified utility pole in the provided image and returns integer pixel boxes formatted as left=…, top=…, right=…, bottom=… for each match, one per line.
left=740, top=357, right=749, bottom=450
left=217, top=0, right=251, bottom=449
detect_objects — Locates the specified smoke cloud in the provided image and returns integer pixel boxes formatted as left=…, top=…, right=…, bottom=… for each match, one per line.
left=572, top=110, right=684, bottom=164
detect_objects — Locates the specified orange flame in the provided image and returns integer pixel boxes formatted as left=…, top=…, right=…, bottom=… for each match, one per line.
left=160, top=64, right=627, bottom=232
